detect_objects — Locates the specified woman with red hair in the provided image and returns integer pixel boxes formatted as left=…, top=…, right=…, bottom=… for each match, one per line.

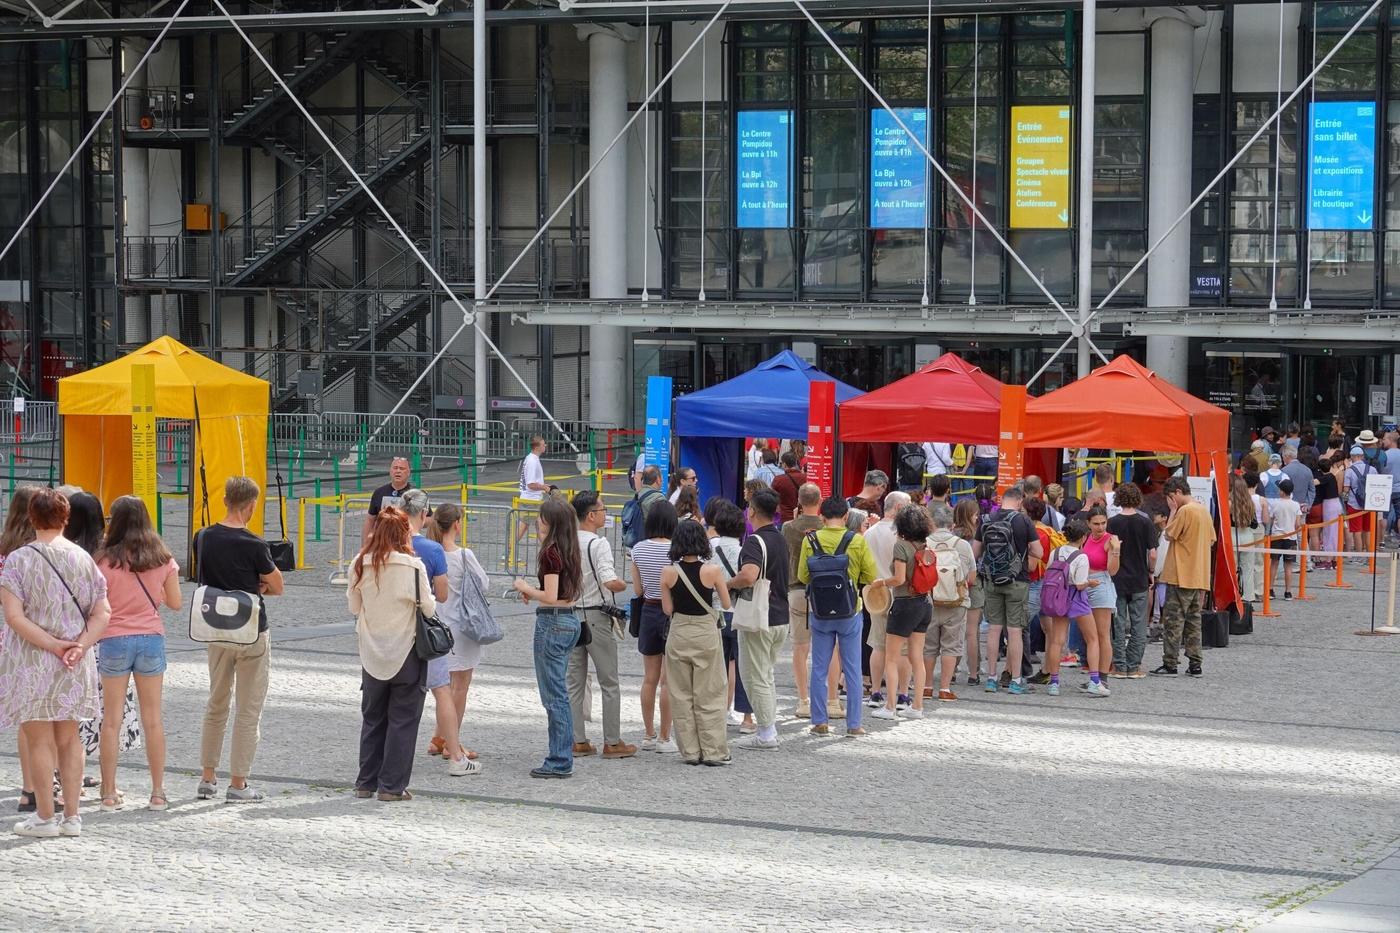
left=347, top=506, right=439, bottom=801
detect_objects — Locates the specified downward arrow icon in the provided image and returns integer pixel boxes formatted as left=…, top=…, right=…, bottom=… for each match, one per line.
left=1359, top=210, right=1373, bottom=225
left=1057, top=209, right=1069, bottom=224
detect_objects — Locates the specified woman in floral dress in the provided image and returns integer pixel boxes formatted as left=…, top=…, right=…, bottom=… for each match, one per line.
left=0, top=489, right=111, bottom=838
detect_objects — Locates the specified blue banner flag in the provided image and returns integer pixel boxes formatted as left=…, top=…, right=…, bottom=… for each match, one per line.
left=1307, top=100, right=1376, bottom=231
left=643, top=376, right=673, bottom=477
left=870, top=108, right=929, bottom=229
left=736, top=110, right=793, bottom=228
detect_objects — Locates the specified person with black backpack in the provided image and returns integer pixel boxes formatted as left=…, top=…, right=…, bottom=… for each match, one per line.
left=622, top=467, right=667, bottom=551
left=796, top=497, right=877, bottom=737
left=896, top=444, right=927, bottom=492
left=974, top=486, right=1043, bottom=697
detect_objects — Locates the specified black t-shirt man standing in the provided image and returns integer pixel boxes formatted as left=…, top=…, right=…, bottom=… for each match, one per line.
left=366, top=456, right=412, bottom=535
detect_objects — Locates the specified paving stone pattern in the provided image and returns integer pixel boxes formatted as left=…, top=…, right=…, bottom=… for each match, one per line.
left=1, top=543, right=1398, bottom=930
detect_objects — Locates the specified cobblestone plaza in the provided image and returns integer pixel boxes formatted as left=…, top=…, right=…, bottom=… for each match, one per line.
left=2, top=565, right=1397, bottom=931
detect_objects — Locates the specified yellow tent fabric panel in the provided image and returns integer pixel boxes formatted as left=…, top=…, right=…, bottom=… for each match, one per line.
left=58, top=336, right=268, bottom=419
left=57, top=337, right=269, bottom=537
left=63, top=416, right=132, bottom=508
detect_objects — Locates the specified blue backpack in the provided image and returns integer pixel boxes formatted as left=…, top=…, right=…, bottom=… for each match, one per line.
left=805, top=530, right=858, bottom=619
left=622, top=488, right=663, bottom=548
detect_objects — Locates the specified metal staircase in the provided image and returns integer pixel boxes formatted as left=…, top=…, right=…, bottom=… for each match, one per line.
left=220, top=31, right=365, bottom=138
left=222, top=107, right=431, bottom=286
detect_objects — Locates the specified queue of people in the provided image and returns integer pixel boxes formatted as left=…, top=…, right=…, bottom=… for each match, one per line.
left=0, top=436, right=1255, bottom=826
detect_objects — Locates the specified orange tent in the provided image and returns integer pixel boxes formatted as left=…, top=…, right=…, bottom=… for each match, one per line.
left=1024, top=355, right=1239, bottom=612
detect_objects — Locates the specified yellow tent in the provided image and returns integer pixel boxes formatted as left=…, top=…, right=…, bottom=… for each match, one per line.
left=58, top=336, right=270, bottom=535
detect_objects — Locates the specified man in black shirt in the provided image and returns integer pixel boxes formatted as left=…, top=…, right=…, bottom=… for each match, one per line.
left=725, top=488, right=789, bottom=751
left=196, top=475, right=284, bottom=804
left=1106, top=482, right=1157, bottom=679
left=365, top=456, right=412, bottom=536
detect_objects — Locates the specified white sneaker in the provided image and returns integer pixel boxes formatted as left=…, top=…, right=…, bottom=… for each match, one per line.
left=59, top=815, right=81, bottom=837
left=870, top=706, right=897, bottom=721
left=726, top=710, right=744, bottom=726
left=448, top=756, right=482, bottom=777
left=640, top=735, right=657, bottom=752
left=13, top=814, right=60, bottom=838
left=1086, top=681, right=1111, bottom=697
left=735, top=733, right=779, bottom=751
left=900, top=707, right=925, bottom=720
left=654, top=738, right=679, bottom=755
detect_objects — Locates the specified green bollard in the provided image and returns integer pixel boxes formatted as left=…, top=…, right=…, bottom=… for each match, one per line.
left=468, top=441, right=479, bottom=486
left=356, top=440, right=366, bottom=492
left=314, top=478, right=323, bottom=542
left=411, top=433, right=422, bottom=487
left=457, top=422, right=466, bottom=483
left=297, top=426, right=307, bottom=481
left=155, top=492, right=163, bottom=535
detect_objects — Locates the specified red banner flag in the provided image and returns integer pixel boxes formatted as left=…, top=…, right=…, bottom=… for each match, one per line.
left=806, top=381, right=837, bottom=497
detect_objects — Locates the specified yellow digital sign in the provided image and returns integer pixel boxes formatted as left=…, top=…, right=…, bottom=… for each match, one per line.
left=131, top=363, right=157, bottom=518
left=1010, top=105, right=1072, bottom=229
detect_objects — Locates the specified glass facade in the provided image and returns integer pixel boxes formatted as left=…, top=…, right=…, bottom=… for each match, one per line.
left=657, top=6, right=1400, bottom=310
left=0, top=42, right=102, bottom=400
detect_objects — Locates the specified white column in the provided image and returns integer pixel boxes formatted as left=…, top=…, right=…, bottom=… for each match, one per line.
left=123, top=39, right=150, bottom=343
left=579, top=24, right=636, bottom=427
left=473, top=0, right=489, bottom=419
left=1145, top=9, right=1203, bottom=388
left=1075, top=0, right=1097, bottom=379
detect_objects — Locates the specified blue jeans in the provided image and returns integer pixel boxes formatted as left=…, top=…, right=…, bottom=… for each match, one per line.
left=809, top=612, right=863, bottom=729
left=533, top=608, right=580, bottom=774
left=97, top=633, right=168, bottom=676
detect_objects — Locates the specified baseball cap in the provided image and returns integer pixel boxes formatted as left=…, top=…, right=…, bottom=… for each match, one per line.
left=1350, top=446, right=1364, bottom=457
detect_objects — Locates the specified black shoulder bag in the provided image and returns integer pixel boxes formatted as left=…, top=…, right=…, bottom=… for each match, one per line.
left=265, top=419, right=295, bottom=572
left=413, top=567, right=454, bottom=661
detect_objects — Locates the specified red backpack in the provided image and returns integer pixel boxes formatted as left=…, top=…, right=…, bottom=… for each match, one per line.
left=909, top=544, right=940, bottom=596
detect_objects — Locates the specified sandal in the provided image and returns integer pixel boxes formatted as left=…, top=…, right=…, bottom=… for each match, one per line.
left=83, top=775, right=99, bottom=789
left=424, top=737, right=446, bottom=758
left=148, top=793, right=169, bottom=811
left=463, top=747, right=479, bottom=761
left=17, top=790, right=35, bottom=813
left=101, top=795, right=123, bottom=813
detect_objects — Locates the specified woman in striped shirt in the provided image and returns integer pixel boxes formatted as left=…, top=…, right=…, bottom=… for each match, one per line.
left=631, top=500, right=679, bottom=755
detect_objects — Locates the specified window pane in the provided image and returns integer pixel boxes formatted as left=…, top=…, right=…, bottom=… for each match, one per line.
left=1307, top=231, right=1374, bottom=302
left=803, top=109, right=862, bottom=228
left=871, top=230, right=927, bottom=296
left=737, top=229, right=795, bottom=292
left=801, top=228, right=862, bottom=294
left=1007, top=230, right=1072, bottom=302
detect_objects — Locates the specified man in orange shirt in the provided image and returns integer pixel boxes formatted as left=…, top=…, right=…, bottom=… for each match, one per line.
left=1152, top=476, right=1217, bottom=679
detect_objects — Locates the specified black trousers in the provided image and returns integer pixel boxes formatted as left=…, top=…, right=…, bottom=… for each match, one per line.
left=357, top=651, right=428, bottom=795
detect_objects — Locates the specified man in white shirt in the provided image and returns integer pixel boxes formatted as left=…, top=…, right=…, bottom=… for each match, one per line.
left=517, top=435, right=548, bottom=544
left=566, top=491, right=636, bottom=759
left=922, top=442, right=952, bottom=477
left=863, top=491, right=908, bottom=707
left=519, top=435, right=547, bottom=502
left=1268, top=478, right=1301, bottom=600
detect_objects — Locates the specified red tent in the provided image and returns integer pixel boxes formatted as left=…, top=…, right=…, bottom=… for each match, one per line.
left=840, top=353, right=1003, bottom=443
left=1024, top=355, right=1240, bottom=612
left=836, top=353, right=1057, bottom=495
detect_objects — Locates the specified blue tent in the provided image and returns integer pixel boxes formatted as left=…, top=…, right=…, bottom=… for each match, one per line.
left=673, top=351, right=864, bottom=505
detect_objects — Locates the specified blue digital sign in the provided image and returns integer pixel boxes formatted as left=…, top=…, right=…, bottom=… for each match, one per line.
left=1308, top=100, right=1376, bottom=231
left=736, top=110, right=793, bottom=228
left=870, top=107, right=928, bottom=229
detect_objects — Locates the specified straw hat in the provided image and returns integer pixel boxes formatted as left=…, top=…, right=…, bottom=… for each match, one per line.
left=862, top=581, right=892, bottom=615
left=1357, top=429, right=1379, bottom=446
left=1155, top=452, right=1183, bottom=468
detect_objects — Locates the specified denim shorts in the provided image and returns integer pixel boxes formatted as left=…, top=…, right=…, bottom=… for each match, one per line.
left=97, top=633, right=168, bottom=677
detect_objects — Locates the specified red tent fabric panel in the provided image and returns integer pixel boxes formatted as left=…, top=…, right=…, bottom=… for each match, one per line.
left=1023, top=355, right=1229, bottom=457
left=839, top=353, right=1004, bottom=444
